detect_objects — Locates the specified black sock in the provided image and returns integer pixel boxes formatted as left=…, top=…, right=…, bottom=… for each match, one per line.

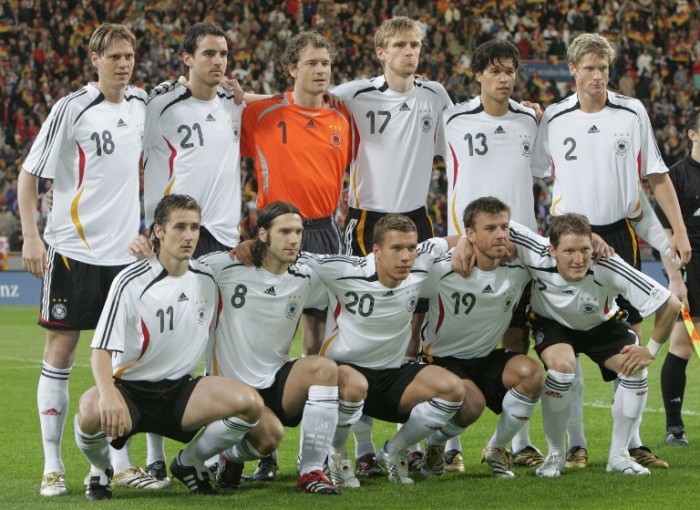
left=661, top=352, right=688, bottom=429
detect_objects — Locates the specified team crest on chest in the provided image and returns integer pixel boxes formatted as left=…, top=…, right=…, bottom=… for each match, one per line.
left=420, top=114, right=433, bottom=133
left=286, top=299, right=300, bottom=319
left=197, top=307, right=206, bottom=325
left=579, top=295, right=598, bottom=315
left=406, top=292, right=418, bottom=312
left=502, top=296, right=515, bottom=313
left=613, top=135, right=631, bottom=156
left=232, top=124, right=240, bottom=143
left=519, top=134, right=533, bottom=157
left=330, top=131, right=342, bottom=147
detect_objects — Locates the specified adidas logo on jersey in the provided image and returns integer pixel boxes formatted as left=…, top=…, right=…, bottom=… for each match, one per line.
left=588, top=125, right=600, bottom=134
left=482, top=285, right=494, bottom=294
left=116, top=118, right=127, bottom=128
left=494, top=126, right=505, bottom=134
left=563, top=289, right=574, bottom=295
left=264, top=286, right=276, bottom=296
left=178, top=292, right=189, bottom=302
left=305, top=120, right=317, bottom=128
left=383, top=290, right=394, bottom=296
left=399, top=103, right=411, bottom=111
left=206, top=113, right=216, bottom=122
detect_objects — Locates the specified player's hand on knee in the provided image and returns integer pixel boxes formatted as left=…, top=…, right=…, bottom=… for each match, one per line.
left=98, top=391, right=128, bottom=439
left=230, top=239, right=255, bottom=266
left=128, top=234, right=153, bottom=260
left=148, top=76, right=186, bottom=98
left=619, top=344, right=653, bottom=376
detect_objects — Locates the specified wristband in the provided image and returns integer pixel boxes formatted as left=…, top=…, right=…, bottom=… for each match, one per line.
left=646, top=338, right=663, bottom=358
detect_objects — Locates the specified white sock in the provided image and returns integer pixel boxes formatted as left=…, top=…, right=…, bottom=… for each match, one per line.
left=38, top=362, right=71, bottom=474
left=489, top=389, right=539, bottom=448
left=352, top=414, right=375, bottom=457
left=445, top=436, right=462, bottom=453
left=146, top=433, right=166, bottom=465
left=74, top=416, right=110, bottom=472
left=298, top=385, right=339, bottom=475
left=332, top=399, right=364, bottom=453
left=223, top=437, right=265, bottom=463
left=179, top=417, right=257, bottom=466
left=566, top=357, right=587, bottom=449
left=511, top=424, right=532, bottom=453
left=541, top=370, right=575, bottom=456
left=385, top=399, right=462, bottom=454
left=426, top=417, right=466, bottom=446
left=611, top=371, right=648, bottom=459
left=110, top=437, right=133, bottom=472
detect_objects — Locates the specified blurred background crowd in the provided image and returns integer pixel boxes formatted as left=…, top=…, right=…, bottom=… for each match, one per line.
left=1, top=0, right=699, bottom=259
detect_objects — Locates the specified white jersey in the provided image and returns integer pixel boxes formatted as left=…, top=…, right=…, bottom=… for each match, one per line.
left=510, top=227, right=672, bottom=331
left=332, top=76, right=453, bottom=212
left=22, top=83, right=146, bottom=265
left=421, top=251, right=531, bottom=360
left=200, top=252, right=327, bottom=389
left=91, top=256, right=217, bottom=382
left=143, top=86, right=244, bottom=246
left=301, top=238, right=449, bottom=369
left=443, top=97, right=538, bottom=234
left=532, top=91, right=667, bottom=225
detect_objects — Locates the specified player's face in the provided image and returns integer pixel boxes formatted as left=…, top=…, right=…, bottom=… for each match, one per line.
left=549, top=233, right=593, bottom=282
left=290, top=45, right=331, bottom=98
left=466, top=211, right=510, bottom=262
left=155, top=208, right=201, bottom=262
left=260, top=213, right=303, bottom=269
left=570, top=53, right=609, bottom=102
left=91, top=38, right=135, bottom=93
left=184, top=34, right=228, bottom=88
left=376, top=30, right=422, bottom=79
left=477, top=58, right=516, bottom=105
left=373, top=230, right=418, bottom=288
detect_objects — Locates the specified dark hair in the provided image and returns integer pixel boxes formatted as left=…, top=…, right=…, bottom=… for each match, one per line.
left=180, top=22, right=227, bottom=55
left=462, top=196, right=511, bottom=230
left=685, top=107, right=700, bottom=149
left=89, top=23, right=135, bottom=56
left=282, top=31, right=335, bottom=80
left=372, top=214, right=417, bottom=246
left=151, top=194, right=201, bottom=252
left=549, top=213, right=592, bottom=247
left=471, top=39, right=520, bottom=74
left=252, top=201, right=302, bottom=267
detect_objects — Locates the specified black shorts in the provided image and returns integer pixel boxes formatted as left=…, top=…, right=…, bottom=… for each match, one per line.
left=300, top=217, right=340, bottom=317
left=591, top=218, right=642, bottom=324
left=530, top=312, right=638, bottom=381
left=343, top=206, right=432, bottom=313
left=429, top=350, right=519, bottom=414
left=674, top=253, right=700, bottom=318
left=340, top=362, right=426, bottom=423
left=194, top=226, right=234, bottom=258
left=39, top=247, right=126, bottom=331
left=256, top=360, right=302, bottom=427
left=110, top=375, right=202, bottom=449
left=343, top=206, right=434, bottom=256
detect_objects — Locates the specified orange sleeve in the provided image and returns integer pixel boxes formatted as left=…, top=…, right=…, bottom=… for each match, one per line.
left=240, top=102, right=259, bottom=158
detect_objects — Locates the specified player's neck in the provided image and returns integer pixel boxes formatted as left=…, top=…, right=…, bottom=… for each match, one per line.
left=474, top=251, right=500, bottom=272
left=262, top=257, right=289, bottom=275
left=185, top=79, right=218, bottom=101
left=292, top=89, right=324, bottom=109
left=157, top=252, right=190, bottom=277
left=577, top=91, right=607, bottom=113
left=692, top=147, right=700, bottom=163
left=95, top=82, right=126, bottom=104
left=384, top=72, right=414, bottom=93
left=480, top=95, right=509, bottom=116
left=376, top=268, right=402, bottom=289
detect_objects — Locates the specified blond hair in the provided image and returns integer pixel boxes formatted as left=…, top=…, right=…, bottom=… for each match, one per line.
left=567, top=33, right=615, bottom=67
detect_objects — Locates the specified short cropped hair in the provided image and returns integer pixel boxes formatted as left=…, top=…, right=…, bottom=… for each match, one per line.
left=685, top=107, right=700, bottom=149
left=373, top=214, right=417, bottom=246
left=471, top=39, right=520, bottom=74
left=462, top=196, right=511, bottom=230
left=549, top=213, right=592, bottom=248
left=151, top=194, right=201, bottom=253
left=374, top=16, right=421, bottom=49
left=180, top=22, right=227, bottom=55
left=252, top=201, right=302, bottom=268
left=282, top=31, right=335, bottom=76
left=89, top=23, right=135, bottom=56
left=567, top=33, right=616, bottom=67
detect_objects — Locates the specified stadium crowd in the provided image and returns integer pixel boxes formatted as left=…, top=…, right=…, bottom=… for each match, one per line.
left=1, top=0, right=699, bottom=246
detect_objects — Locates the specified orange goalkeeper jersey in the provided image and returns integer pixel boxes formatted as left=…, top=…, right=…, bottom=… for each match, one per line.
left=241, top=92, right=351, bottom=219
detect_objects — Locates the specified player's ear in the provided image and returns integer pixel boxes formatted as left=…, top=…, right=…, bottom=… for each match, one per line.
left=259, top=228, right=268, bottom=243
